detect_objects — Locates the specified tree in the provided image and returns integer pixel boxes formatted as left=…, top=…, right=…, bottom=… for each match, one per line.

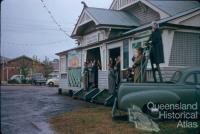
left=43, top=57, right=53, bottom=78
left=20, top=57, right=29, bottom=78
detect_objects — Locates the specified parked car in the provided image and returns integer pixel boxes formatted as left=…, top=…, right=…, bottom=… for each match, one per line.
left=46, top=75, right=59, bottom=87
left=113, top=67, right=200, bottom=118
left=31, top=73, right=46, bottom=85
left=9, top=75, right=25, bottom=83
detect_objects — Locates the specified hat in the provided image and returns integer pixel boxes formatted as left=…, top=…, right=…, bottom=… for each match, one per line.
left=133, top=42, right=142, bottom=49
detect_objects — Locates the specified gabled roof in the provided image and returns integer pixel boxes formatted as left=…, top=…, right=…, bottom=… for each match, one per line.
left=123, top=7, right=200, bottom=35
left=85, top=7, right=140, bottom=27
left=71, top=7, right=141, bottom=37
left=6, top=55, right=44, bottom=65
left=110, top=0, right=200, bottom=17
left=148, top=0, right=200, bottom=16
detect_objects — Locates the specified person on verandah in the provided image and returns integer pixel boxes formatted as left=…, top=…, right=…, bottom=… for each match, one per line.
left=83, top=62, right=89, bottom=91
left=108, top=63, right=116, bottom=95
left=132, top=48, right=146, bottom=83
left=147, top=21, right=164, bottom=82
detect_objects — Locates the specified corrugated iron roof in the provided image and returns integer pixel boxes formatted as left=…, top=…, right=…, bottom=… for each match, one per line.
left=123, top=7, right=200, bottom=35
left=148, top=0, right=200, bottom=16
left=86, top=7, right=141, bottom=27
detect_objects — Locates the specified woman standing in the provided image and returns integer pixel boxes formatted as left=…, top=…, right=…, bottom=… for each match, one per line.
left=132, top=48, right=145, bottom=83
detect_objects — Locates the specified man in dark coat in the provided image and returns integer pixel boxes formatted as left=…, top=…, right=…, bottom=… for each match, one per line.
left=83, top=62, right=89, bottom=91
left=147, top=21, right=164, bottom=82
left=108, top=63, right=116, bottom=95
left=114, top=56, right=121, bottom=89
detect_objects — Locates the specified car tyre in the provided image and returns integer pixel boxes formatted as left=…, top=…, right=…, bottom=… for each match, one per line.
left=49, top=82, right=54, bottom=87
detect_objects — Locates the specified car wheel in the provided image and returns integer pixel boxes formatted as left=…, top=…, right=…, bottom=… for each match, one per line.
left=142, top=103, right=160, bottom=120
left=49, top=82, right=54, bottom=87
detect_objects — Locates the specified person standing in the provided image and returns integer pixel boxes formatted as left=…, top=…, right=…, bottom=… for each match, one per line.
left=108, top=63, right=116, bottom=95
left=132, top=48, right=145, bottom=83
left=114, top=56, right=121, bottom=88
left=83, top=62, right=89, bottom=90
left=147, top=21, right=164, bottom=82
left=92, top=60, right=98, bottom=88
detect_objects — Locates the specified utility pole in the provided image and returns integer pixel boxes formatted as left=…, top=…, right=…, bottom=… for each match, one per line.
left=0, top=0, right=3, bottom=84
left=0, top=0, right=3, bottom=56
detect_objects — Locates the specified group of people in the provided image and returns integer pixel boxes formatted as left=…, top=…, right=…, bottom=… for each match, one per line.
left=128, top=21, right=164, bottom=83
left=83, top=59, right=101, bottom=90
left=83, top=21, right=164, bottom=93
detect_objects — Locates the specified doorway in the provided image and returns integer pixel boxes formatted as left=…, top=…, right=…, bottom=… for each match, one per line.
left=109, top=47, right=120, bottom=65
left=86, top=47, right=101, bottom=64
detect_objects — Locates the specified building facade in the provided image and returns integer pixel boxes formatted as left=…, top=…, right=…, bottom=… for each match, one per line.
left=0, top=55, right=45, bottom=81
left=57, top=0, right=200, bottom=91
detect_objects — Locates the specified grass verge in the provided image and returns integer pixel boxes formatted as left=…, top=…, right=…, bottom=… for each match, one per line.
left=49, top=106, right=200, bottom=134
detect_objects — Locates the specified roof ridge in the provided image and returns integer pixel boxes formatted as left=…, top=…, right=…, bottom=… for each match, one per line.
left=86, top=6, right=125, bottom=12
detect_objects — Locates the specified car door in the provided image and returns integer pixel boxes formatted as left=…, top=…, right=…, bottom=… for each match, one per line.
left=177, top=73, right=197, bottom=105
left=195, top=73, right=200, bottom=111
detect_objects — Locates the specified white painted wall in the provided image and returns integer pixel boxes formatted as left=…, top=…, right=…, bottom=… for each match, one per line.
left=80, top=30, right=108, bottom=46
left=161, top=29, right=175, bottom=67
left=59, top=55, right=68, bottom=90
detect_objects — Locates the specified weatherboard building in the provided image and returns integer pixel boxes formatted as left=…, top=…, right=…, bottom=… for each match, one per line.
left=56, top=0, right=200, bottom=91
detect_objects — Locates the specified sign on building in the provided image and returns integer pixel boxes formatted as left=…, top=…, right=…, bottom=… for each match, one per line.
left=68, top=50, right=81, bottom=68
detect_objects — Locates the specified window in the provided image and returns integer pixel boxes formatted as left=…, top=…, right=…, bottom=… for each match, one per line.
left=123, top=39, right=129, bottom=69
left=169, top=32, right=200, bottom=66
left=185, top=74, right=195, bottom=85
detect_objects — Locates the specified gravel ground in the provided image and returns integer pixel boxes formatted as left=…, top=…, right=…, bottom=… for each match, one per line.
left=1, top=86, right=93, bottom=134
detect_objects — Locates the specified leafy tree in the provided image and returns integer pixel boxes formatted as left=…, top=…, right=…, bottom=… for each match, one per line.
left=43, top=56, right=53, bottom=78
left=19, top=57, right=30, bottom=78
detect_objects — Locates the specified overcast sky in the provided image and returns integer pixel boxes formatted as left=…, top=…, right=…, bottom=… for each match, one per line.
left=1, top=0, right=113, bottom=61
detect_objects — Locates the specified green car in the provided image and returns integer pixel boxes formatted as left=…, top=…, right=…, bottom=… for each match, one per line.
left=113, top=67, right=200, bottom=118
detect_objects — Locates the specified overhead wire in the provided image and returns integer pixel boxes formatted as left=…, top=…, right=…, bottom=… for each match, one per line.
left=3, top=40, right=66, bottom=46
left=39, top=0, right=71, bottom=39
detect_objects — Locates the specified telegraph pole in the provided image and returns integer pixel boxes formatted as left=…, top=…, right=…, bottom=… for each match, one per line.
left=0, top=0, right=3, bottom=83
left=0, top=0, right=3, bottom=56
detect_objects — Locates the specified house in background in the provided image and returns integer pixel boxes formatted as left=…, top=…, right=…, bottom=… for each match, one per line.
left=57, top=0, right=200, bottom=91
left=0, top=56, right=10, bottom=64
left=51, top=59, right=59, bottom=74
left=48, top=59, right=60, bottom=78
left=0, top=55, right=45, bottom=82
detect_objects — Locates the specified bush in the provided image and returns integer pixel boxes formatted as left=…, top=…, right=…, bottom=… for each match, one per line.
left=22, top=79, right=32, bottom=84
left=8, top=79, right=19, bottom=84
left=21, top=79, right=27, bottom=84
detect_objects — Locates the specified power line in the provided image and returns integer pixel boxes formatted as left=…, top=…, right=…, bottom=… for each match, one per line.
left=3, top=40, right=66, bottom=46
left=39, top=0, right=71, bottom=39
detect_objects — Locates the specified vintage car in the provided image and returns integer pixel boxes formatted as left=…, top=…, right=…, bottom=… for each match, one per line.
left=112, top=67, right=200, bottom=118
left=32, top=73, right=46, bottom=85
left=46, top=74, right=59, bottom=87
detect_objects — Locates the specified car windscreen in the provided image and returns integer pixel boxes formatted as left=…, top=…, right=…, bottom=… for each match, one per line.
left=170, top=71, right=182, bottom=83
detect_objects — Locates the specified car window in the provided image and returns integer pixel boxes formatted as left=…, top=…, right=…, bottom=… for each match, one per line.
left=197, top=73, right=200, bottom=85
left=185, top=74, right=196, bottom=85
left=171, top=71, right=182, bottom=83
